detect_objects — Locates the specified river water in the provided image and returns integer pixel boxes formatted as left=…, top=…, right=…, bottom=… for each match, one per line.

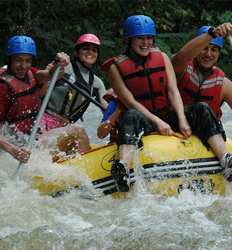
left=1, top=104, right=232, bottom=250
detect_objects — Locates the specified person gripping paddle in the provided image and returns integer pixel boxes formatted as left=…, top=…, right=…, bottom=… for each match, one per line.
left=0, top=35, right=69, bottom=163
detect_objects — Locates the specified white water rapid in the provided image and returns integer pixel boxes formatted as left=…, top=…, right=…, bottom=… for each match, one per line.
left=1, top=104, right=232, bottom=250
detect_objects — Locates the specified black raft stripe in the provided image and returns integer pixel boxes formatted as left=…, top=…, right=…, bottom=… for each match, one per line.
left=142, top=157, right=221, bottom=174
left=143, top=168, right=222, bottom=180
left=143, top=157, right=219, bottom=168
left=92, top=157, right=223, bottom=191
left=92, top=169, right=135, bottom=189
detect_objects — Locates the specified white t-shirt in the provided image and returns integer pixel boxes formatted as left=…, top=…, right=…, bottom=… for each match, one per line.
left=65, top=61, right=106, bottom=105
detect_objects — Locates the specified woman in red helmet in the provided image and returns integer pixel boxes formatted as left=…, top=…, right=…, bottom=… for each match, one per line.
left=41, top=33, right=107, bottom=156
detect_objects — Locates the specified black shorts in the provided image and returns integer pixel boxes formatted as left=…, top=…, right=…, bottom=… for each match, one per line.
left=118, top=109, right=154, bottom=146
left=117, top=103, right=226, bottom=147
left=184, top=102, right=226, bottom=146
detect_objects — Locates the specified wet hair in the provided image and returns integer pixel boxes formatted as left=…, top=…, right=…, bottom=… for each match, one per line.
left=75, top=43, right=100, bottom=54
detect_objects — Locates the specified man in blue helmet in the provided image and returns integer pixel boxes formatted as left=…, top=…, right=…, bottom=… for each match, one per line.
left=103, top=15, right=191, bottom=192
left=172, top=23, right=232, bottom=181
left=0, top=35, right=69, bottom=163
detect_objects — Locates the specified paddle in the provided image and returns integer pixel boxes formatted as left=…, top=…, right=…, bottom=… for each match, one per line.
left=62, top=77, right=106, bottom=112
left=14, top=66, right=61, bottom=175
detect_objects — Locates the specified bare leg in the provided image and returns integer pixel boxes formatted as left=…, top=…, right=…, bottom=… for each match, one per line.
left=207, top=134, right=227, bottom=160
left=110, top=144, right=137, bottom=192
left=118, top=144, right=137, bottom=168
left=57, top=126, right=91, bottom=155
left=208, top=134, right=232, bottom=181
left=68, top=126, right=91, bottom=154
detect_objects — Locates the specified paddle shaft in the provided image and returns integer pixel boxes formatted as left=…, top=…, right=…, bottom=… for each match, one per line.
left=62, top=77, right=106, bottom=112
left=15, top=66, right=61, bottom=172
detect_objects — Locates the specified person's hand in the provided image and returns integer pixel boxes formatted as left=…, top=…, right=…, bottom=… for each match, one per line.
left=54, top=52, right=70, bottom=79
left=178, top=116, right=192, bottom=138
left=11, top=146, right=31, bottom=163
left=155, top=119, right=174, bottom=136
left=54, top=52, right=70, bottom=67
left=214, top=23, right=232, bottom=37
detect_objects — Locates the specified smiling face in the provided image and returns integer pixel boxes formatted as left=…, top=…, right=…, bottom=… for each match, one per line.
left=10, top=54, right=33, bottom=79
left=130, top=36, right=153, bottom=57
left=76, top=43, right=98, bottom=68
left=195, top=44, right=220, bottom=70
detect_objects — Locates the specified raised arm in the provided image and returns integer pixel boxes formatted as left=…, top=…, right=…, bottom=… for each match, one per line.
left=172, top=33, right=213, bottom=74
left=172, top=23, right=232, bottom=75
left=36, top=52, right=70, bottom=84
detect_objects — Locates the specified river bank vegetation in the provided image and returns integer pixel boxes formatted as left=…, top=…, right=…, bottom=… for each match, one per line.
left=0, top=0, right=231, bottom=82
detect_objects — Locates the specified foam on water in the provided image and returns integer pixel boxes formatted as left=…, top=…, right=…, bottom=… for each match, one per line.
left=0, top=104, right=232, bottom=249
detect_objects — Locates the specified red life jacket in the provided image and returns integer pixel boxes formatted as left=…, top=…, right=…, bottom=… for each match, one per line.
left=0, top=68, right=41, bottom=134
left=178, top=61, right=225, bottom=120
left=115, top=49, right=170, bottom=115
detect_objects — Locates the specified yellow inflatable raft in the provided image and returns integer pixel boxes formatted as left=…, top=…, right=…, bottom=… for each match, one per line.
left=33, top=134, right=232, bottom=197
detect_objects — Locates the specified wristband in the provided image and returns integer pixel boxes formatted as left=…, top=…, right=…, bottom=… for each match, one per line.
left=207, top=27, right=217, bottom=38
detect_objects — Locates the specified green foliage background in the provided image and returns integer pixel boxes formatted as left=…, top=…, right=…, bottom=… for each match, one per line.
left=0, top=0, right=231, bottom=84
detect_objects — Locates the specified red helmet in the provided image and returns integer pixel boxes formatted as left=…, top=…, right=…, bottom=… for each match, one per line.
left=75, top=33, right=101, bottom=47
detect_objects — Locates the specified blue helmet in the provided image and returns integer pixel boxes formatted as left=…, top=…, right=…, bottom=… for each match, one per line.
left=6, top=35, right=37, bottom=56
left=196, top=26, right=224, bottom=48
left=123, top=15, right=156, bottom=38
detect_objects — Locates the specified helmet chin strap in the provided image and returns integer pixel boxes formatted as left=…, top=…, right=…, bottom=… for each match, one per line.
left=127, top=48, right=147, bottom=65
left=199, top=64, right=213, bottom=74
left=194, top=51, right=221, bottom=74
left=75, top=57, right=92, bottom=70
left=194, top=59, right=214, bottom=77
